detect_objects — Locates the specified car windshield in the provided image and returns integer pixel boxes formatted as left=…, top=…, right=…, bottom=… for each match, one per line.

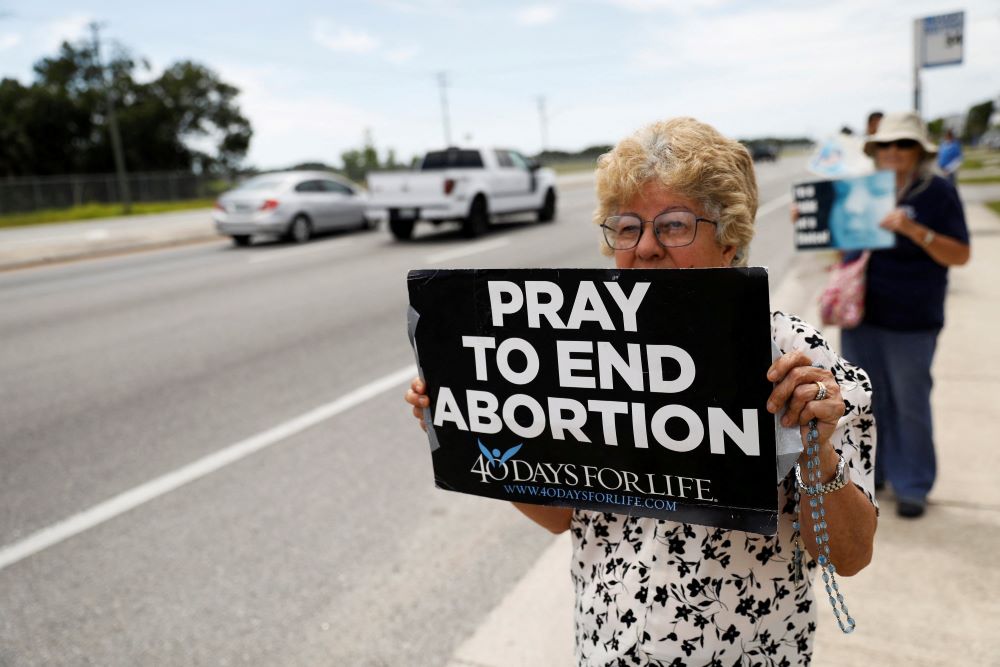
left=236, top=175, right=288, bottom=191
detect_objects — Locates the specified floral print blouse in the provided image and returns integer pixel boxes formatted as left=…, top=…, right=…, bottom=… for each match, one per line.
left=569, top=312, right=877, bottom=667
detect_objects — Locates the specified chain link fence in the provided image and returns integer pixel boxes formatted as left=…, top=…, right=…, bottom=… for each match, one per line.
left=0, top=172, right=236, bottom=215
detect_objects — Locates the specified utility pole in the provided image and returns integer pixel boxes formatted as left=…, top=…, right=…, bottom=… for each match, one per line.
left=90, top=22, right=131, bottom=212
left=537, top=95, right=548, bottom=153
left=437, top=71, right=452, bottom=147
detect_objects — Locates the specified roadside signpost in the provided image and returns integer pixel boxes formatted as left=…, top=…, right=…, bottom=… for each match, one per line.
left=913, top=11, right=965, bottom=114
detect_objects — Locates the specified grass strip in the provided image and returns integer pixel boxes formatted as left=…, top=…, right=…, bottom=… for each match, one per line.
left=0, top=199, right=215, bottom=229
left=546, top=161, right=597, bottom=175
left=958, top=175, right=1000, bottom=185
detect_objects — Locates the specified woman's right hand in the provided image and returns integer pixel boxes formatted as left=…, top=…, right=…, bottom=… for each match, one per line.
left=404, top=377, right=430, bottom=432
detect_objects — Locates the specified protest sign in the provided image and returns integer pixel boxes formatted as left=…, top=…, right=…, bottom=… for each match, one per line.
left=407, top=267, right=779, bottom=535
left=806, top=133, right=873, bottom=179
left=793, top=171, right=896, bottom=251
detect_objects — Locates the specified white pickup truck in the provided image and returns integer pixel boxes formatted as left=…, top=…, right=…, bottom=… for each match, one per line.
left=366, top=147, right=558, bottom=240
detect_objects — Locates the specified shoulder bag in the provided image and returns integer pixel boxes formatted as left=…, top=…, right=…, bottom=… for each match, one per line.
left=819, top=251, right=870, bottom=329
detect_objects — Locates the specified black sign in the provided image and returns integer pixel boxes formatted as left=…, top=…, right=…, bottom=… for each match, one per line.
left=407, top=267, right=778, bottom=535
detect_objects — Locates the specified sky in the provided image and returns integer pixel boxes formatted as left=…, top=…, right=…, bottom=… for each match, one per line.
left=1, top=0, right=998, bottom=170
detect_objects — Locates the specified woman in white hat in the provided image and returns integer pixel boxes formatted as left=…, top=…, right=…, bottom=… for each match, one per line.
left=844, top=111, right=970, bottom=518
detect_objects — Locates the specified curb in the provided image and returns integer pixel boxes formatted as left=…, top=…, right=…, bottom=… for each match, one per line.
left=0, top=232, right=222, bottom=273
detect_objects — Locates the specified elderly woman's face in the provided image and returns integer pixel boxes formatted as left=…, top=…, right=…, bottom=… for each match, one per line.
left=613, top=181, right=736, bottom=270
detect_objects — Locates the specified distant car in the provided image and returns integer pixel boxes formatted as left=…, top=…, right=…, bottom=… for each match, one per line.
left=213, top=171, right=372, bottom=246
left=750, top=143, right=780, bottom=162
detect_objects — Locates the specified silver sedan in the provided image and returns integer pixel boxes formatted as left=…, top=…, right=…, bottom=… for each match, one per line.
left=213, top=171, right=372, bottom=246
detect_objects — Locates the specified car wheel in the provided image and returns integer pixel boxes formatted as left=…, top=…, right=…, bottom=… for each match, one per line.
left=287, top=215, right=312, bottom=244
left=538, top=188, right=557, bottom=222
left=231, top=235, right=252, bottom=247
left=462, top=196, right=489, bottom=238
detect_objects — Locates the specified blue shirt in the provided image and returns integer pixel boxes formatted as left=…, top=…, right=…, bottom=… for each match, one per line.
left=937, top=140, right=963, bottom=174
left=863, top=174, right=968, bottom=331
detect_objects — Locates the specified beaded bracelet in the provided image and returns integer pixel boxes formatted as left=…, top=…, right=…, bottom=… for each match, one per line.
left=792, top=418, right=856, bottom=634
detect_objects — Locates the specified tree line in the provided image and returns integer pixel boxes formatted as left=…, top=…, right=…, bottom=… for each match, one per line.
left=929, top=99, right=995, bottom=144
left=0, top=38, right=251, bottom=178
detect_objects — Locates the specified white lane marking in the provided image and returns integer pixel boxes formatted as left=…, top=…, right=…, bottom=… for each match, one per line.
left=247, top=238, right=355, bottom=264
left=756, top=192, right=793, bottom=219
left=426, top=238, right=510, bottom=264
left=0, top=364, right=417, bottom=571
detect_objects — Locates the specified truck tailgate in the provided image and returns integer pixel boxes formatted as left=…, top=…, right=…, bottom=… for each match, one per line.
left=367, top=172, right=448, bottom=207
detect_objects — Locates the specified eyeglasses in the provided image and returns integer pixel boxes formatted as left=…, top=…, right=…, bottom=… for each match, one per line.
left=874, top=139, right=919, bottom=150
left=601, top=209, right=718, bottom=250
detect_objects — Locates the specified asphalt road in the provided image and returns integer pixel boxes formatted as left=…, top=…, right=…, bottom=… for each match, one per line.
left=0, top=158, right=806, bottom=666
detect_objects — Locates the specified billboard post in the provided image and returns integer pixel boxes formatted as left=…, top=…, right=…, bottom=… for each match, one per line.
left=913, top=11, right=965, bottom=115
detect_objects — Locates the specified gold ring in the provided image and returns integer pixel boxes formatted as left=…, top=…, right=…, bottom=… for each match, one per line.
left=814, top=381, right=827, bottom=402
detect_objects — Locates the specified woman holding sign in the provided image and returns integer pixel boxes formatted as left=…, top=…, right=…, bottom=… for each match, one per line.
left=840, top=112, right=969, bottom=519
left=406, top=117, right=877, bottom=666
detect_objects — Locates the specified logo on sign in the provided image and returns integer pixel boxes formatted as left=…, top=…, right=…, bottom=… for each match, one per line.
left=477, top=439, right=522, bottom=468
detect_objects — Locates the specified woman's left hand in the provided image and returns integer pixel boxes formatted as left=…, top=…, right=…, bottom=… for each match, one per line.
left=766, top=350, right=844, bottom=444
left=768, top=350, right=876, bottom=578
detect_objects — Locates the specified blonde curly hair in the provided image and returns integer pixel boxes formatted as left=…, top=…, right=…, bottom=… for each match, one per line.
left=593, top=117, right=758, bottom=266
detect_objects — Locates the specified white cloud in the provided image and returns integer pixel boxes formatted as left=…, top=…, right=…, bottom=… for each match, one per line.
left=311, top=20, right=380, bottom=54
left=370, top=0, right=467, bottom=18
left=516, top=5, right=558, bottom=26
left=0, top=33, right=21, bottom=50
left=370, top=0, right=422, bottom=12
left=40, top=13, right=92, bottom=52
left=607, top=0, right=733, bottom=14
left=385, top=46, right=420, bottom=64
left=311, top=18, right=422, bottom=66
left=631, top=6, right=881, bottom=74
left=601, top=0, right=1000, bottom=143
left=619, top=16, right=871, bottom=137
left=212, top=62, right=277, bottom=104
left=213, top=62, right=387, bottom=169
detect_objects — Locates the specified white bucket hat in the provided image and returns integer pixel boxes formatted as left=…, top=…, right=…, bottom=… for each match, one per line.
left=863, top=111, right=937, bottom=157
